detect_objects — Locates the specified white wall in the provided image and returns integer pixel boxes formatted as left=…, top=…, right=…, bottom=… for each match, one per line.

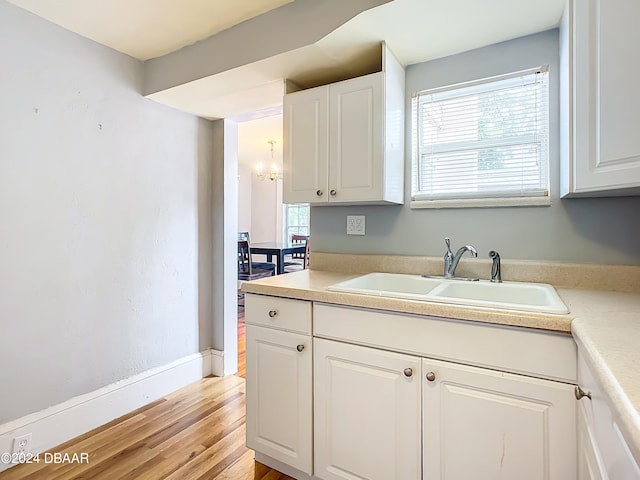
left=0, top=1, right=214, bottom=423
left=210, top=120, right=238, bottom=369
left=310, top=30, right=640, bottom=265
left=238, top=164, right=253, bottom=233
left=251, top=177, right=283, bottom=243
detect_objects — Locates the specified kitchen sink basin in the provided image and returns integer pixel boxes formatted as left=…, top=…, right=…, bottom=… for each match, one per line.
left=327, top=272, right=569, bottom=314
left=427, top=280, right=569, bottom=314
left=326, top=272, right=442, bottom=298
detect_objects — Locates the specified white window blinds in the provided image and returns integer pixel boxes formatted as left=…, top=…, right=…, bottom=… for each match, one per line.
left=411, top=67, right=549, bottom=203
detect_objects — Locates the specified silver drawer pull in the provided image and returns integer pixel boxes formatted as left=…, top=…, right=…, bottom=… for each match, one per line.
left=575, top=385, right=592, bottom=400
left=268, top=310, right=278, bottom=318
left=296, top=344, right=305, bottom=352
left=403, top=368, right=413, bottom=377
left=316, top=190, right=323, bottom=197
left=425, top=372, right=436, bottom=382
left=330, top=189, right=337, bottom=196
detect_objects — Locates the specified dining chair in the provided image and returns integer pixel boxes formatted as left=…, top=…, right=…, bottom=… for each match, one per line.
left=284, top=234, right=308, bottom=268
left=237, top=240, right=275, bottom=281
left=284, top=236, right=310, bottom=273
left=238, top=231, right=275, bottom=269
left=238, top=239, right=274, bottom=308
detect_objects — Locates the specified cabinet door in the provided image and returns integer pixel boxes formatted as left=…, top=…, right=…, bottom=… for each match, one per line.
left=577, top=353, right=640, bottom=480
left=314, top=338, right=421, bottom=480
left=329, top=72, right=384, bottom=203
left=422, top=358, right=576, bottom=480
left=246, top=325, right=312, bottom=474
left=283, top=85, right=329, bottom=204
left=563, top=0, right=640, bottom=195
left=578, top=399, right=609, bottom=480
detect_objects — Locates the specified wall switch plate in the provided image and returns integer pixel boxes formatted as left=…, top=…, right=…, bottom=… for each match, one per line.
left=347, top=215, right=365, bottom=235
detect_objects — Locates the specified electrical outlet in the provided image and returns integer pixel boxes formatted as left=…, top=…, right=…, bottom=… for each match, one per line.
left=12, top=433, right=32, bottom=456
left=346, top=215, right=366, bottom=235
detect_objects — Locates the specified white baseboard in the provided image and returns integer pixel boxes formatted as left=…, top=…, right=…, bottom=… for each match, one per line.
left=0, top=348, right=226, bottom=473
left=211, top=349, right=225, bottom=377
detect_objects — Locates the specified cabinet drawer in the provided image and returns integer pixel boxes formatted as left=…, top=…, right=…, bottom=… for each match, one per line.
left=245, top=294, right=311, bottom=335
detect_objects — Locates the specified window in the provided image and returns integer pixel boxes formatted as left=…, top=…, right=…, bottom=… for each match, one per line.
left=285, top=203, right=310, bottom=240
left=411, top=67, right=550, bottom=208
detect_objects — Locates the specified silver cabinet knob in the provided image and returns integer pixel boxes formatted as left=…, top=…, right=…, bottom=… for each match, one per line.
left=330, top=189, right=337, bottom=196
left=425, top=372, right=436, bottom=382
left=316, top=190, right=323, bottom=196
left=268, top=310, right=278, bottom=318
left=403, top=368, right=413, bottom=377
left=575, top=385, right=592, bottom=400
left=296, top=344, right=305, bottom=352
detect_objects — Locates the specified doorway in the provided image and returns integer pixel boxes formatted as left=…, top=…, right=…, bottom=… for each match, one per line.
left=233, top=112, right=284, bottom=376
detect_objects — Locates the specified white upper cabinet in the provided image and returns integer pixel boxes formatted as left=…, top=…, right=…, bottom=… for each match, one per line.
left=283, top=43, right=405, bottom=205
left=283, top=85, right=329, bottom=204
left=560, top=0, right=640, bottom=196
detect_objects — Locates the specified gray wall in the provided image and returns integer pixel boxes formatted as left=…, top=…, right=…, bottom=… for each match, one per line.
left=0, top=1, right=215, bottom=423
left=311, top=30, right=640, bottom=265
left=144, top=0, right=391, bottom=95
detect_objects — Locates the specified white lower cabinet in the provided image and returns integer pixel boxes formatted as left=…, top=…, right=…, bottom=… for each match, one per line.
left=577, top=398, right=608, bottom=480
left=423, top=358, right=576, bottom=480
left=576, top=352, right=640, bottom=480
left=313, top=339, right=575, bottom=480
left=245, top=323, right=313, bottom=474
left=314, top=338, right=422, bottom=480
left=244, top=294, right=314, bottom=477
left=246, top=296, right=579, bottom=480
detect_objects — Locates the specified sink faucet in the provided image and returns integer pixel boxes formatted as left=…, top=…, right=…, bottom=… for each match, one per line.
left=443, top=237, right=477, bottom=278
left=489, top=250, right=502, bottom=283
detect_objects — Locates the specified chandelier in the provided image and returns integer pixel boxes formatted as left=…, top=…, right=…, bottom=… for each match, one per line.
left=256, top=140, right=281, bottom=181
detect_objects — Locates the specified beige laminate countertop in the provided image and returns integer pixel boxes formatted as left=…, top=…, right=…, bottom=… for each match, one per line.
left=242, top=269, right=576, bottom=331
left=241, top=268, right=640, bottom=466
left=572, top=313, right=640, bottom=468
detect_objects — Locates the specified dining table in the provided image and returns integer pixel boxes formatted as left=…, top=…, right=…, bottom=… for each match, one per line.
left=250, top=241, right=307, bottom=275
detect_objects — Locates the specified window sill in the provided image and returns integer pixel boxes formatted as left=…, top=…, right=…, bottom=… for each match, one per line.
left=410, top=196, right=551, bottom=209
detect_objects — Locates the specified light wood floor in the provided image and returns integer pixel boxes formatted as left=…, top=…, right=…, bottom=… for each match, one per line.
left=0, top=307, right=291, bottom=479
left=0, top=376, right=293, bottom=480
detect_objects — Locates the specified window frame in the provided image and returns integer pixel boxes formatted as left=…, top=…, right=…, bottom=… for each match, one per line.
left=284, top=203, right=310, bottom=241
left=411, top=66, right=551, bottom=209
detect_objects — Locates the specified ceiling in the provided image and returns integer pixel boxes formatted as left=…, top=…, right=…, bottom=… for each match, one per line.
left=7, top=0, right=566, bottom=163
left=6, top=0, right=294, bottom=60
left=6, top=0, right=565, bottom=66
